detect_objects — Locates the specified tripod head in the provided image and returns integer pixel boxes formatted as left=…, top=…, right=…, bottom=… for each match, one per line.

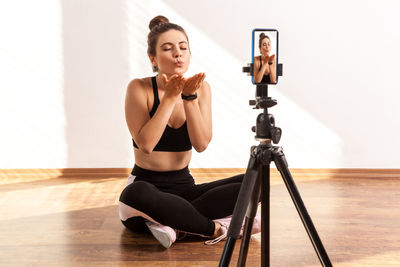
left=243, top=63, right=283, bottom=144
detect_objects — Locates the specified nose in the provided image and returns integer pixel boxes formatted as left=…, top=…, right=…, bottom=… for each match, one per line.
left=174, top=46, right=183, bottom=58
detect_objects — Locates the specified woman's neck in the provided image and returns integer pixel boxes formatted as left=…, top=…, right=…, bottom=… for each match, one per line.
left=155, top=73, right=165, bottom=91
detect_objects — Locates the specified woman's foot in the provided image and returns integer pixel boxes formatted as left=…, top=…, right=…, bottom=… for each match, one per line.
left=145, top=221, right=177, bottom=248
left=205, top=221, right=228, bottom=245
left=211, top=222, right=223, bottom=239
left=204, top=213, right=262, bottom=245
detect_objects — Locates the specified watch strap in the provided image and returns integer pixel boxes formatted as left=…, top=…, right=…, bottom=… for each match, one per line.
left=181, top=92, right=198, bottom=100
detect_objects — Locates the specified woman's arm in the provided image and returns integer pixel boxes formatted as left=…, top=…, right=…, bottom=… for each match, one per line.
left=254, top=56, right=270, bottom=83
left=125, top=76, right=183, bottom=154
left=269, top=57, right=277, bottom=83
left=182, top=79, right=212, bottom=152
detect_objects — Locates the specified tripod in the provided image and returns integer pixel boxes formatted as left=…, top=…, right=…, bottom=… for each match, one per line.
left=218, top=84, right=332, bottom=267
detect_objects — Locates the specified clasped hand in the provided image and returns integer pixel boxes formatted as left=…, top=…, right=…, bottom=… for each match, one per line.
left=262, top=54, right=275, bottom=65
left=162, top=73, right=206, bottom=99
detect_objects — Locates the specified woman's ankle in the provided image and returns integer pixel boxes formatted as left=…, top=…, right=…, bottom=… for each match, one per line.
left=212, top=222, right=222, bottom=238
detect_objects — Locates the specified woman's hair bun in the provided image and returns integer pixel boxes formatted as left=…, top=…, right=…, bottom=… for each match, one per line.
left=259, top=32, right=266, bottom=38
left=149, top=15, right=170, bottom=31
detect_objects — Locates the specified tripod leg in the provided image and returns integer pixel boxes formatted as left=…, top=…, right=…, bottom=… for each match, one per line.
left=273, top=147, right=332, bottom=267
left=260, top=165, right=270, bottom=267
left=219, top=154, right=259, bottom=267
left=237, top=168, right=262, bottom=267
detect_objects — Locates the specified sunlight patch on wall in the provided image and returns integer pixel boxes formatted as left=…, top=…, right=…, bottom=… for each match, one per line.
left=0, top=1, right=66, bottom=168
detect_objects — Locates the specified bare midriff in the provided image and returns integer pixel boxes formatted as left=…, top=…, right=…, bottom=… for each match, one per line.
left=133, top=148, right=192, bottom=171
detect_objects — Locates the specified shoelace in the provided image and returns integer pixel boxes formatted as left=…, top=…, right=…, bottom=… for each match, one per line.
left=176, top=230, right=187, bottom=240
left=204, top=224, right=228, bottom=245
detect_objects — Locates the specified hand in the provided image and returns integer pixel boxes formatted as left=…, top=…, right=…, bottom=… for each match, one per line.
left=268, top=54, right=275, bottom=64
left=261, top=54, right=269, bottom=65
left=182, top=73, right=206, bottom=96
left=162, top=74, right=185, bottom=99
left=262, top=54, right=275, bottom=65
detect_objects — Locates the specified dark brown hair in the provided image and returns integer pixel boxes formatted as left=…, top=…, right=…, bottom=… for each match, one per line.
left=147, top=15, right=189, bottom=72
left=259, top=32, right=270, bottom=49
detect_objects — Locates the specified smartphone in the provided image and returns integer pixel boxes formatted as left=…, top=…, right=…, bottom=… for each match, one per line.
left=252, top=29, right=279, bottom=85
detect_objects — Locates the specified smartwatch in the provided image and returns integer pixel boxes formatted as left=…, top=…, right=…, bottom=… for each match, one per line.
left=181, top=93, right=198, bottom=101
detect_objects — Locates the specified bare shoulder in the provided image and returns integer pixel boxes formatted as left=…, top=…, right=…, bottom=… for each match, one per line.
left=125, top=77, right=153, bottom=114
left=126, top=77, right=153, bottom=101
left=199, top=80, right=211, bottom=94
left=127, top=77, right=150, bottom=92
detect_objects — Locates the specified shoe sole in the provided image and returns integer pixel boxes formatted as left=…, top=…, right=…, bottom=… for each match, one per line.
left=148, top=227, right=173, bottom=248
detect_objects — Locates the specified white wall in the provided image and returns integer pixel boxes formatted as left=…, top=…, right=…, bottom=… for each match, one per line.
left=1, top=0, right=400, bottom=169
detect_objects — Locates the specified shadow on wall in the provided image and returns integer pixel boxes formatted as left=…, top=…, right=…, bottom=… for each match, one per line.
left=61, top=0, right=132, bottom=169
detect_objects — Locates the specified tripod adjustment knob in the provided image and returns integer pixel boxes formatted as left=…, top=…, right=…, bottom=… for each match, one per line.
left=251, top=126, right=256, bottom=133
left=271, top=127, right=282, bottom=144
left=249, top=100, right=256, bottom=106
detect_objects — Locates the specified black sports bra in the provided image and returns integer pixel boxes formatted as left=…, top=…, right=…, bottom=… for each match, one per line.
left=132, top=76, right=192, bottom=152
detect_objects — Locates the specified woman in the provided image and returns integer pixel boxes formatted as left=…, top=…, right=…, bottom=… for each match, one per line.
left=253, top=33, right=277, bottom=84
left=119, top=15, right=260, bottom=248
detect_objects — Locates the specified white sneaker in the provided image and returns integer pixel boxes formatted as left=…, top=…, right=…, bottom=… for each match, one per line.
left=244, top=213, right=262, bottom=236
left=145, top=221, right=177, bottom=248
left=204, top=213, right=262, bottom=245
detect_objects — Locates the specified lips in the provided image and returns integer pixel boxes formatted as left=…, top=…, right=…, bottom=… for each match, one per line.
left=174, top=60, right=184, bottom=67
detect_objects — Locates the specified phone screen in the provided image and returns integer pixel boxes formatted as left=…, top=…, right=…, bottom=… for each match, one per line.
left=252, top=29, right=279, bottom=85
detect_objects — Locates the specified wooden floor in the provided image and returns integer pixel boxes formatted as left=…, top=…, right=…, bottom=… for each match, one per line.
left=1, top=168, right=400, bottom=266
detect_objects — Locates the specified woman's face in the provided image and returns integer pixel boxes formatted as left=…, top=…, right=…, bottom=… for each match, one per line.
left=260, top=38, right=271, bottom=56
left=150, top=29, right=190, bottom=76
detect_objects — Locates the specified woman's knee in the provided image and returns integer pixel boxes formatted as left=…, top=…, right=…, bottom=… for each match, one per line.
left=237, top=173, right=245, bottom=182
left=119, top=181, right=154, bottom=207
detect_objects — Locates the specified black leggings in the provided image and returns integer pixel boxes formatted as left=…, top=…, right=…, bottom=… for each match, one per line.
left=119, top=165, right=244, bottom=237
